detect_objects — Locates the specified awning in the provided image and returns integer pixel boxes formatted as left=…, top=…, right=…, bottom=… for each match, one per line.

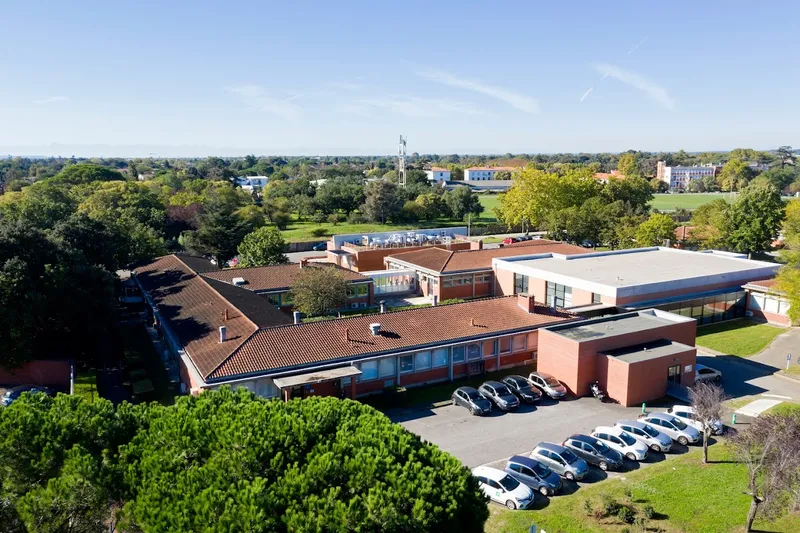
left=273, top=366, right=362, bottom=389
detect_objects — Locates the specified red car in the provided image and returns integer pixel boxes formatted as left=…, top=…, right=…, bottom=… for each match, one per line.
left=503, top=237, right=520, bottom=245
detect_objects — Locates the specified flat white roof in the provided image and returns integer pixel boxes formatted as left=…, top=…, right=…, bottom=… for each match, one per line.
left=494, top=247, right=780, bottom=299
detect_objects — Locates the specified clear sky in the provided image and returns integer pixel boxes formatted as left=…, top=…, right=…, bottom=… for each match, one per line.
left=1, top=1, right=798, bottom=156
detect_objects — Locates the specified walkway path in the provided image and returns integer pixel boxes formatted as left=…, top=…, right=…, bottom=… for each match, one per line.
left=750, top=327, right=800, bottom=370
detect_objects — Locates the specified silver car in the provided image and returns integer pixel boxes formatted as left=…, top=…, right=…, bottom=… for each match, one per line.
left=531, top=442, right=589, bottom=481
left=528, top=372, right=567, bottom=399
left=615, top=420, right=672, bottom=453
left=478, top=381, right=520, bottom=411
left=640, top=412, right=701, bottom=446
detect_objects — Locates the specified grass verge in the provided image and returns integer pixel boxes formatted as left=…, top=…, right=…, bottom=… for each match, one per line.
left=486, top=444, right=800, bottom=533
left=696, top=319, right=785, bottom=357
left=73, top=370, right=97, bottom=403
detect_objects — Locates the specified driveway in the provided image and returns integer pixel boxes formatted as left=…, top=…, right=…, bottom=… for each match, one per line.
left=698, top=352, right=800, bottom=400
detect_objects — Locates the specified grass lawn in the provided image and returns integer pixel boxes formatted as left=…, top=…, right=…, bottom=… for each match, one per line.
left=768, top=401, right=800, bottom=417
left=649, top=193, right=735, bottom=211
left=478, top=194, right=501, bottom=219
left=73, top=370, right=97, bottom=403
left=695, top=319, right=785, bottom=357
left=486, top=444, right=800, bottom=533
left=280, top=220, right=467, bottom=242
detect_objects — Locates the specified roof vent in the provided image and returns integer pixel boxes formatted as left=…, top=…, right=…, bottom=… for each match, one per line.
left=232, top=277, right=246, bottom=286
left=369, top=323, right=381, bottom=336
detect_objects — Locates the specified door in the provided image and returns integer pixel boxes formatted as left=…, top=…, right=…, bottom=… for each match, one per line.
left=668, top=365, right=681, bottom=385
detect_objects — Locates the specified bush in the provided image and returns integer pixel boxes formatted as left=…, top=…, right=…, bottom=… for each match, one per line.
left=311, top=211, right=327, bottom=224
left=347, top=212, right=366, bottom=224
left=582, top=499, right=593, bottom=516
left=623, top=486, right=633, bottom=501
left=601, top=494, right=621, bottom=517
left=617, top=506, right=636, bottom=524
left=327, top=213, right=344, bottom=225
left=642, top=504, right=655, bottom=519
left=310, top=227, right=328, bottom=238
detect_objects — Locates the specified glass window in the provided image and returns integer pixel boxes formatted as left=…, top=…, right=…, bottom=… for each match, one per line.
left=467, top=343, right=481, bottom=361
left=592, top=293, right=602, bottom=304
left=432, top=348, right=449, bottom=367
left=415, top=350, right=432, bottom=371
left=514, top=273, right=528, bottom=295
left=546, top=282, right=572, bottom=307
left=442, top=278, right=454, bottom=288
left=499, top=337, right=512, bottom=353
left=379, top=357, right=396, bottom=377
left=267, top=294, right=281, bottom=306
left=282, top=291, right=293, bottom=305
left=360, top=361, right=378, bottom=381
left=452, top=346, right=465, bottom=363
left=358, top=284, right=369, bottom=296
left=483, top=339, right=497, bottom=356
left=399, top=355, right=413, bottom=373
left=512, top=335, right=527, bottom=352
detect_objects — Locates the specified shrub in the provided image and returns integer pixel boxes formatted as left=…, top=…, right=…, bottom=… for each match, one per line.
left=621, top=528, right=631, bottom=533
left=601, top=494, right=621, bottom=517
left=311, top=211, right=327, bottom=223
left=582, top=499, right=593, bottom=516
left=617, top=506, right=636, bottom=524
left=624, top=486, right=633, bottom=501
left=347, top=212, right=366, bottom=224
left=327, top=213, right=344, bottom=225
left=642, top=504, right=655, bottom=519
left=310, top=227, right=328, bottom=238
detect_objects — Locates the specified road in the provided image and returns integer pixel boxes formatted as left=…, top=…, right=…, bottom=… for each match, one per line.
left=698, top=352, right=800, bottom=400
left=285, top=250, right=328, bottom=263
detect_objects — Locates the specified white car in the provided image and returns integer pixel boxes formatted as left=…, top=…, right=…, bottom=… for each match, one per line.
left=666, top=405, right=724, bottom=436
left=639, top=412, right=701, bottom=446
left=615, top=420, right=673, bottom=453
left=472, top=465, right=535, bottom=510
left=591, top=426, right=649, bottom=461
left=695, top=364, right=722, bottom=384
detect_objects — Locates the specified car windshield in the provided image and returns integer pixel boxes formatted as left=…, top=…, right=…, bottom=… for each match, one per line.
left=543, top=376, right=560, bottom=387
left=466, top=391, right=482, bottom=400
left=532, top=462, right=551, bottom=477
left=498, top=475, right=520, bottom=491
left=619, top=432, right=636, bottom=446
left=494, top=385, right=512, bottom=395
left=671, top=418, right=688, bottom=430
left=560, top=449, right=580, bottom=464
left=594, top=440, right=610, bottom=453
left=641, top=424, right=659, bottom=438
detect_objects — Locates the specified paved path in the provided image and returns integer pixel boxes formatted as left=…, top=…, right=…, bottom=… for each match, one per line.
left=697, top=353, right=800, bottom=400
left=749, top=327, right=800, bottom=370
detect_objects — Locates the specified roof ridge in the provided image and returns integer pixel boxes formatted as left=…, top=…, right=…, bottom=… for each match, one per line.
left=439, top=248, right=457, bottom=271
left=205, top=328, right=262, bottom=379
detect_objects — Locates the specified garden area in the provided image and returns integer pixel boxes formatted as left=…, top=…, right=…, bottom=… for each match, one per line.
left=695, top=319, right=785, bottom=357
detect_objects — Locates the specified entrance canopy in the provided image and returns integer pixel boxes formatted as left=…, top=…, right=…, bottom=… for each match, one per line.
left=273, top=366, right=361, bottom=389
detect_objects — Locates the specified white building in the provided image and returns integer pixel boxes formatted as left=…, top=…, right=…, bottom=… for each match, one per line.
left=425, top=167, right=451, bottom=182
left=656, top=162, right=718, bottom=190
left=235, top=175, right=270, bottom=191
left=464, top=167, right=516, bottom=181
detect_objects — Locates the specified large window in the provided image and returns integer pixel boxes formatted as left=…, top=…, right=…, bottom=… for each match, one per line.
left=347, top=284, right=370, bottom=298
left=546, top=282, right=572, bottom=308
left=432, top=348, right=449, bottom=368
left=452, top=346, right=466, bottom=363
left=360, top=360, right=378, bottom=381
left=379, top=357, right=396, bottom=377
left=647, top=290, right=746, bottom=325
left=512, top=335, right=527, bottom=352
left=514, top=273, right=528, bottom=295
left=399, top=355, right=413, bottom=373
left=499, top=337, right=512, bottom=354
left=467, top=343, right=482, bottom=361
left=414, top=350, right=432, bottom=371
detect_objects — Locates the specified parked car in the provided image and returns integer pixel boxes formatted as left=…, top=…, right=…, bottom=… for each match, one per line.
left=528, top=372, right=567, bottom=399
left=518, top=234, right=533, bottom=241
left=695, top=363, right=722, bottom=384
left=591, top=426, right=649, bottom=461
left=667, top=405, right=724, bottom=435
left=639, top=412, right=701, bottom=446
left=505, top=455, right=562, bottom=496
left=451, top=386, right=492, bottom=416
left=502, top=375, right=542, bottom=404
left=311, top=242, right=328, bottom=251
left=615, top=420, right=673, bottom=453
left=502, top=237, right=520, bottom=244
left=531, top=442, right=589, bottom=481
left=0, top=385, right=53, bottom=407
left=478, top=381, right=520, bottom=411
left=472, top=465, right=534, bottom=510
left=562, top=434, right=624, bottom=471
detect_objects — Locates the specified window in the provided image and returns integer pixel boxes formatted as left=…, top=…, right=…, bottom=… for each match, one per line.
left=399, top=355, right=413, bottom=373
left=514, top=273, right=528, bottom=295
left=546, top=281, right=572, bottom=307
left=452, top=346, right=466, bottom=363
left=282, top=291, right=293, bottom=305
left=442, top=278, right=454, bottom=288
left=379, top=357, right=396, bottom=377
left=467, top=343, right=482, bottom=361
left=360, top=361, right=378, bottom=381
left=357, top=284, right=369, bottom=296
left=499, top=337, right=511, bottom=354
left=592, top=293, right=602, bottom=304
left=483, top=339, right=497, bottom=357
left=476, top=274, right=491, bottom=283
left=512, top=335, right=527, bottom=352
left=432, top=348, right=449, bottom=368
left=267, top=294, right=281, bottom=306
left=414, top=350, right=432, bottom=371
left=347, top=284, right=370, bottom=299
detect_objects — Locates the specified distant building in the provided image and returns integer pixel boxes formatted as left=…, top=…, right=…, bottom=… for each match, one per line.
left=425, top=167, right=451, bottom=182
left=656, top=162, right=719, bottom=190
left=235, top=175, right=270, bottom=191
left=593, top=170, right=624, bottom=184
left=464, top=166, right=517, bottom=181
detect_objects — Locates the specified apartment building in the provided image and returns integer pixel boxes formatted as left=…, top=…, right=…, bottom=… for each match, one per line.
left=464, top=166, right=517, bottom=181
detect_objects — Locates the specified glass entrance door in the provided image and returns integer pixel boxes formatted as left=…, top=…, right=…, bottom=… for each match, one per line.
left=667, top=365, right=681, bottom=385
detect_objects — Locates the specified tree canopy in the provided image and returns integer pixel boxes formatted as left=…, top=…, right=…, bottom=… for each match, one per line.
left=289, top=266, right=349, bottom=316
left=236, top=226, right=289, bottom=267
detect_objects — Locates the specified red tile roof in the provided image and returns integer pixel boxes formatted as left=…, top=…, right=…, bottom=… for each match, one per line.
left=208, top=297, right=575, bottom=379
left=386, top=240, right=590, bottom=274
left=134, top=255, right=291, bottom=379
left=202, top=263, right=370, bottom=292
left=465, top=166, right=518, bottom=171
left=745, top=278, right=778, bottom=290
left=430, top=167, right=450, bottom=172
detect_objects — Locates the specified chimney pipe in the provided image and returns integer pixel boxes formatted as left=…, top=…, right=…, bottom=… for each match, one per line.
left=379, top=300, right=386, bottom=314
left=432, top=295, right=438, bottom=306
left=223, top=308, right=229, bottom=321
left=293, top=311, right=301, bottom=325
left=219, top=325, right=227, bottom=343
left=470, top=317, right=475, bottom=327
left=344, top=328, right=350, bottom=342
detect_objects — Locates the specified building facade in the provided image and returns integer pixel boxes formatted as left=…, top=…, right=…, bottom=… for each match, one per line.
left=744, top=279, right=794, bottom=326
left=425, top=167, right=451, bottom=182
left=235, top=176, right=270, bottom=191
left=464, top=167, right=517, bottom=181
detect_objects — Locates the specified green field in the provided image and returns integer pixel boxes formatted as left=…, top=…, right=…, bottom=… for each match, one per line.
left=695, top=319, right=785, bottom=357
left=478, top=194, right=501, bottom=219
left=649, top=193, right=736, bottom=211
left=486, top=444, right=800, bottom=533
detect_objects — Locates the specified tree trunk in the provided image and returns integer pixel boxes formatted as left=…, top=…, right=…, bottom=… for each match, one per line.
left=702, top=428, right=709, bottom=464
left=746, top=497, right=760, bottom=532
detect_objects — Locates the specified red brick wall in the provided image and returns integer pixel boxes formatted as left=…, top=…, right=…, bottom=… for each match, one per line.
left=400, top=367, right=449, bottom=387
left=500, top=351, right=534, bottom=367
left=441, top=283, right=476, bottom=300
left=621, top=347, right=696, bottom=407
left=351, top=243, right=472, bottom=272
left=749, top=309, right=791, bottom=326
left=473, top=281, right=492, bottom=298
left=495, top=267, right=515, bottom=296
left=356, top=379, right=389, bottom=396
left=536, top=329, right=583, bottom=394
left=0, top=360, right=71, bottom=391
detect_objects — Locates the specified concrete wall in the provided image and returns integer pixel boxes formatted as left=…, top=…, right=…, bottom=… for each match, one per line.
left=571, top=288, right=595, bottom=307
left=0, top=360, right=71, bottom=391
left=343, top=242, right=472, bottom=272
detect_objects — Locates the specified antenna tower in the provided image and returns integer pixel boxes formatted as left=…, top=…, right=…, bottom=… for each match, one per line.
left=398, top=135, right=407, bottom=188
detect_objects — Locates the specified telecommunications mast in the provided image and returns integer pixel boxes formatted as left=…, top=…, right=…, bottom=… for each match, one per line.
left=398, top=135, right=407, bottom=188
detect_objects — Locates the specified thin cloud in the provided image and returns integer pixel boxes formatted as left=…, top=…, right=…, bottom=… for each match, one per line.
left=226, top=84, right=301, bottom=119
left=592, top=63, right=675, bottom=110
left=579, top=87, right=594, bottom=103
left=628, top=36, right=648, bottom=55
left=33, top=96, right=70, bottom=104
left=328, top=81, right=363, bottom=91
left=355, top=97, right=483, bottom=118
left=417, top=67, right=539, bottom=114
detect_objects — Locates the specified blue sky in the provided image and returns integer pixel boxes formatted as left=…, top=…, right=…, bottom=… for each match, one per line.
left=1, top=1, right=798, bottom=156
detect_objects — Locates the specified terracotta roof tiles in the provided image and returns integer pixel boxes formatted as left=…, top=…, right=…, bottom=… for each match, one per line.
left=202, top=263, right=370, bottom=292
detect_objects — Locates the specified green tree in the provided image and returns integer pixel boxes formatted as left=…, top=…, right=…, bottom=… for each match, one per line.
left=690, top=199, right=731, bottom=249
left=183, top=194, right=253, bottom=265
left=47, top=163, right=124, bottom=186
left=362, top=179, right=403, bottom=224
left=726, top=183, right=786, bottom=257
left=616, top=152, right=644, bottom=179
left=315, top=176, right=365, bottom=215
left=237, top=226, right=288, bottom=267
left=776, top=145, right=795, bottom=168
left=602, top=176, right=653, bottom=215
left=289, top=266, right=349, bottom=316
left=717, top=159, right=755, bottom=192
left=635, top=213, right=677, bottom=247
left=415, top=192, right=447, bottom=221
left=444, top=186, right=483, bottom=221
